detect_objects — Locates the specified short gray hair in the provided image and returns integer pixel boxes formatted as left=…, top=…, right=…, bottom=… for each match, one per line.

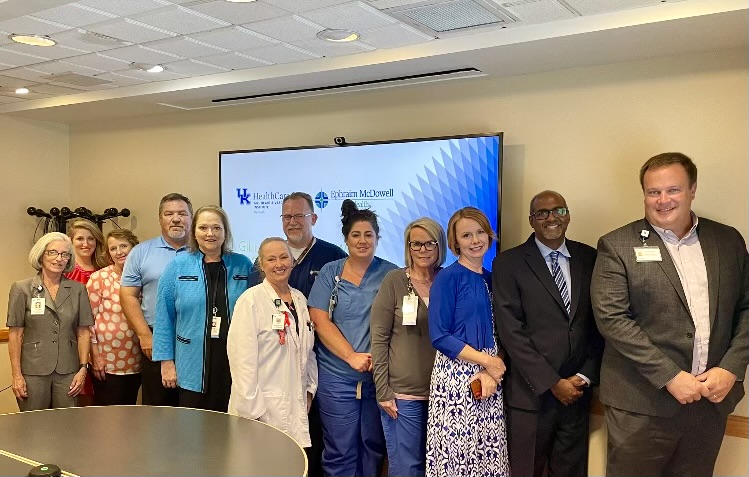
left=404, top=217, right=447, bottom=269
left=256, top=237, right=291, bottom=279
left=29, top=232, right=75, bottom=273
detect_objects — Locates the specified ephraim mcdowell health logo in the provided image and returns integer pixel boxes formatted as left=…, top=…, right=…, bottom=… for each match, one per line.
left=315, top=190, right=329, bottom=209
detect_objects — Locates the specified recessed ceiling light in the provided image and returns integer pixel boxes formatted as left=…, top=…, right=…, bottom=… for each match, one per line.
left=131, top=62, right=165, bottom=73
left=15, top=87, right=29, bottom=94
left=317, top=29, right=360, bottom=42
left=9, top=34, right=56, bottom=47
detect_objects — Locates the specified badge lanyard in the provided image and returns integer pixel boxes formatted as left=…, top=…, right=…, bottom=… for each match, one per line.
left=328, top=275, right=341, bottom=321
left=402, top=271, right=418, bottom=326
left=31, top=285, right=45, bottom=316
left=208, top=265, right=223, bottom=339
left=272, top=298, right=291, bottom=345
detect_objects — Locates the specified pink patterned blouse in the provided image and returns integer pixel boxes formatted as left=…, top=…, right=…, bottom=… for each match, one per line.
left=86, top=265, right=142, bottom=375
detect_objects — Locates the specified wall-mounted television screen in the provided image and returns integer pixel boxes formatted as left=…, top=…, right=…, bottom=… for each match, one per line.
left=219, top=133, right=503, bottom=269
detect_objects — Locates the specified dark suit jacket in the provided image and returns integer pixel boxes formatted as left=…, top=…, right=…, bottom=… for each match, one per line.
left=591, top=218, right=749, bottom=417
left=493, top=234, right=602, bottom=411
left=6, top=274, right=94, bottom=376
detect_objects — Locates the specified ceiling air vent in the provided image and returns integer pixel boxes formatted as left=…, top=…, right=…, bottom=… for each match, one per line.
left=383, top=0, right=515, bottom=35
left=43, top=72, right=112, bottom=87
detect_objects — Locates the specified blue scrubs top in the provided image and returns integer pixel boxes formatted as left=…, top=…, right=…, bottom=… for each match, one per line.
left=121, top=235, right=188, bottom=327
left=308, top=256, right=398, bottom=382
left=429, top=261, right=496, bottom=360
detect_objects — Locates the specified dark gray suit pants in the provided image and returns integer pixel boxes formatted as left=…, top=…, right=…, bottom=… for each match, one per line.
left=18, top=371, right=77, bottom=411
left=605, top=402, right=726, bottom=477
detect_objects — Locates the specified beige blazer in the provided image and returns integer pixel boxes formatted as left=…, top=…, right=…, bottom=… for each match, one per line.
left=6, top=274, right=94, bottom=376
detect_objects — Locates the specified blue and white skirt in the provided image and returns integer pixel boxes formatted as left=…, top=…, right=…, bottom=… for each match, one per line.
left=425, top=349, right=509, bottom=477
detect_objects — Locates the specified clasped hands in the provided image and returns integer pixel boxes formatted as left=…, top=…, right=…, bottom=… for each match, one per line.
left=665, top=368, right=736, bottom=404
left=469, top=355, right=506, bottom=400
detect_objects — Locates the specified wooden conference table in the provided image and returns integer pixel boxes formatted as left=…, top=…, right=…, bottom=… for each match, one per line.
left=0, top=406, right=306, bottom=476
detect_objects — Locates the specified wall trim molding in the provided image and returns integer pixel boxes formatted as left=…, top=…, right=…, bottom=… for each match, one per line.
left=0, top=328, right=7, bottom=342
left=591, top=396, right=747, bottom=439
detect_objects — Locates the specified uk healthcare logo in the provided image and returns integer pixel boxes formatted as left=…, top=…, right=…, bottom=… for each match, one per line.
left=237, top=188, right=250, bottom=205
left=315, top=190, right=329, bottom=209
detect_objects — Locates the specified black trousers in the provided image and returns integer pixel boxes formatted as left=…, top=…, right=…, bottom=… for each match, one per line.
left=305, top=396, right=325, bottom=477
left=507, top=391, right=591, bottom=477
left=605, top=401, right=726, bottom=477
left=140, top=355, right=178, bottom=406
left=92, top=373, right=142, bottom=405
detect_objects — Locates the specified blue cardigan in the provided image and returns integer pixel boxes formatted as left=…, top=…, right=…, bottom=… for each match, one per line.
left=153, top=251, right=252, bottom=393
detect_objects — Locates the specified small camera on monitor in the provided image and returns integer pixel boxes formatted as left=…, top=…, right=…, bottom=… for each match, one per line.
left=334, top=136, right=346, bottom=146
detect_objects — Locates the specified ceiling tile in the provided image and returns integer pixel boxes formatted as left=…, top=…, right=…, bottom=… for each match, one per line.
left=146, top=37, right=227, bottom=58
left=51, top=29, right=128, bottom=53
left=242, top=15, right=323, bottom=43
left=86, top=19, right=178, bottom=43
left=0, top=94, right=27, bottom=104
left=0, top=74, right=35, bottom=88
left=0, top=15, right=73, bottom=36
left=28, top=60, right=101, bottom=76
left=0, top=67, right=54, bottom=83
left=290, top=37, right=374, bottom=57
left=0, top=89, right=52, bottom=100
left=88, top=71, right=149, bottom=86
left=189, top=26, right=277, bottom=51
left=264, top=0, right=351, bottom=13
left=358, top=23, right=433, bottom=49
left=161, top=58, right=230, bottom=76
left=1, top=43, right=89, bottom=61
left=29, top=82, right=88, bottom=95
left=198, top=52, right=271, bottom=70
left=102, top=45, right=182, bottom=65
left=563, top=0, right=665, bottom=16
left=0, top=48, right=48, bottom=68
left=240, top=43, right=321, bottom=64
left=76, top=0, right=167, bottom=17
left=496, top=0, right=575, bottom=23
left=187, top=0, right=289, bottom=25
left=131, top=6, right=230, bottom=35
left=31, top=4, right=117, bottom=29
left=63, top=52, right=131, bottom=71
left=300, top=1, right=395, bottom=31
left=108, top=67, right=188, bottom=81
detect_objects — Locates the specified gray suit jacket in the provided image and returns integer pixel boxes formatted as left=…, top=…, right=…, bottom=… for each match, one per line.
left=591, top=218, right=748, bottom=417
left=6, top=274, right=94, bottom=376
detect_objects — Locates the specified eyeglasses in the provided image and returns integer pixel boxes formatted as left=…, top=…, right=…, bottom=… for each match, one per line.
left=530, top=207, right=569, bottom=220
left=409, top=240, right=439, bottom=252
left=280, top=213, right=313, bottom=222
left=45, top=250, right=72, bottom=260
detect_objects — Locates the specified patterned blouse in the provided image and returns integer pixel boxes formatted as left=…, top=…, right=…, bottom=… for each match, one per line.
left=86, top=265, right=142, bottom=375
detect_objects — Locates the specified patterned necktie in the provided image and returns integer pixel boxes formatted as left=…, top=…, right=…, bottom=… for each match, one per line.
left=550, top=251, right=570, bottom=314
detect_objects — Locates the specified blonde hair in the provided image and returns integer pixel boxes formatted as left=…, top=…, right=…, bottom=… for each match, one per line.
left=29, top=232, right=75, bottom=273
left=256, top=237, right=291, bottom=278
left=403, top=217, right=447, bottom=269
left=446, top=207, right=496, bottom=256
left=68, top=219, right=109, bottom=269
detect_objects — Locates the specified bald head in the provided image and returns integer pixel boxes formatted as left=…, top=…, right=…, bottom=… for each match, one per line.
left=529, top=190, right=570, bottom=250
left=529, top=190, right=567, bottom=216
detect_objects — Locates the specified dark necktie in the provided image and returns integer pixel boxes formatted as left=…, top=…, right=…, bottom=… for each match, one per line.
left=550, top=251, right=570, bottom=314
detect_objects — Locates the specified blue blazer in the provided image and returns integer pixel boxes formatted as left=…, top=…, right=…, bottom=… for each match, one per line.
left=153, top=251, right=252, bottom=393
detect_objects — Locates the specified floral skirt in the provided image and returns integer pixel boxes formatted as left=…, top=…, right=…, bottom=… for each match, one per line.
left=425, top=349, right=509, bottom=477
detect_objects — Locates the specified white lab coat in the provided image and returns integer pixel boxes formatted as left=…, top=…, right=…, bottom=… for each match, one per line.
left=227, top=280, right=318, bottom=447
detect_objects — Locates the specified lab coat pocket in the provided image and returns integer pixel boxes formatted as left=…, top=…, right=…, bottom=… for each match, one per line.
left=259, top=393, right=290, bottom=431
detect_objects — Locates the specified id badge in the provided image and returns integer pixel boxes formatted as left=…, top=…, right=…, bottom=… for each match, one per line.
left=402, top=294, right=418, bottom=326
left=210, top=316, right=222, bottom=338
left=31, top=297, right=45, bottom=315
left=271, top=313, right=285, bottom=331
left=634, top=246, right=662, bottom=262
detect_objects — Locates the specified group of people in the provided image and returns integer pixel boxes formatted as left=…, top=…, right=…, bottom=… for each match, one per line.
left=6, top=152, right=747, bottom=477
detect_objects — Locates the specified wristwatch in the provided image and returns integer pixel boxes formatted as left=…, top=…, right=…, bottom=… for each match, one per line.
left=80, top=363, right=90, bottom=371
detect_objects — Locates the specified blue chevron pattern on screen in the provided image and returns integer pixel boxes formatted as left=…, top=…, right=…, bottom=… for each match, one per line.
left=378, top=136, right=500, bottom=269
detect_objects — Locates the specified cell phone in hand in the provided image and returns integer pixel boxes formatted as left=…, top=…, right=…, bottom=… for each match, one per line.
left=470, top=378, right=482, bottom=400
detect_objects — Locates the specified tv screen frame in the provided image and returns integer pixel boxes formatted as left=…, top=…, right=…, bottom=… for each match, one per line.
left=219, top=132, right=503, bottom=269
